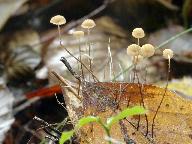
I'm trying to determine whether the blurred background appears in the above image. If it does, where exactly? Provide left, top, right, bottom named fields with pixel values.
left=0, top=0, right=192, bottom=143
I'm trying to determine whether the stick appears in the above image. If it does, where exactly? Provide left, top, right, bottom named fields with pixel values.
left=51, top=71, right=82, bottom=100
left=60, top=57, right=81, bottom=81
left=60, top=45, right=99, bottom=82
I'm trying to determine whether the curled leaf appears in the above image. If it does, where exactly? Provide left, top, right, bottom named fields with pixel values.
left=76, top=116, right=99, bottom=129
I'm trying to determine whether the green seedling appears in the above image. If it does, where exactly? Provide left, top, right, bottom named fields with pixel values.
left=59, top=106, right=146, bottom=144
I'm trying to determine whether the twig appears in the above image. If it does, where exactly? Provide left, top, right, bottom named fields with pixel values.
left=44, top=128, right=59, bottom=141
left=33, top=116, right=62, bottom=136
left=51, top=70, right=82, bottom=100
left=119, top=120, right=134, bottom=144
left=60, top=44, right=99, bottom=82
left=60, top=57, right=81, bottom=81
left=45, top=135, right=58, bottom=142
left=55, top=93, right=67, bottom=110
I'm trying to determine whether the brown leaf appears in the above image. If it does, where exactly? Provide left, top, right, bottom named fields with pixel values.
left=63, top=82, right=192, bottom=144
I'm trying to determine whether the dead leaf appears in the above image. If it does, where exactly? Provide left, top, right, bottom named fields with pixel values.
left=159, top=77, right=192, bottom=98
left=63, top=82, right=192, bottom=144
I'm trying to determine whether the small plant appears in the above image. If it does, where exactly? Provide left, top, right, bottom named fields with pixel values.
left=59, top=106, right=146, bottom=144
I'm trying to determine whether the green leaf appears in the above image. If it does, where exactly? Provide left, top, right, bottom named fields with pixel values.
left=59, top=130, right=74, bottom=144
left=106, top=106, right=146, bottom=129
left=76, top=116, right=99, bottom=129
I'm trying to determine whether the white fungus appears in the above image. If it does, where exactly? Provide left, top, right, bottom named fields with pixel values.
left=81, top=19, right=96, bottom=29
left=127, top=44, right=140, bottom=56
left=132, top=28, right=145, bottom=39
left=50, top=15, right=66, bottom=25
left=163, top=49, right=173, bottom=59
left=141, top=44, right=155, bottom=57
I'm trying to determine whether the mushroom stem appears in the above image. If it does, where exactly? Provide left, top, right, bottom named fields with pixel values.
left=137, top=38, right=140, bottom=46
left=57, top=25, right=62, bottom=45
left=151, top=55, right=171, bottom=138
left=87, top=28, right=93, bottom=81
left=78, top=38, right=84, bottom=79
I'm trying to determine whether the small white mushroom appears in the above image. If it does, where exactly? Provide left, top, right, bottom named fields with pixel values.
left=81, top=19, right=96, bottom=29
left=141, top=44, right=155, bottom=57
left=50, top=15, right=66, bottom=25
left=163, top=49, right=173, bottom=59
left=132, top=28, right=145, bottom=39
left=127, top=44, right=141, bottom=56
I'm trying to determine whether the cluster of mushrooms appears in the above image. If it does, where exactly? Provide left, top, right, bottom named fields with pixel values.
left=50, top=15, right=174, bottom=76
left=127, top=28, right=173, bottom=65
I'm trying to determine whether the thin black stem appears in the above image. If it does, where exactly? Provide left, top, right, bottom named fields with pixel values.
left=119, top=120, right=133, bottom=144
left=33, top=116, right=61, bottom=136
left=60, top=45, right=99, bottom=81
left=77, top=81, right=81, bottom=96
left=151, top=58, right=170, bottom=138
left=135, top=72, right=149, bottom=136
left=78, top=39, right=84, bottom=79
left=57, top=25, right=99, bottom=82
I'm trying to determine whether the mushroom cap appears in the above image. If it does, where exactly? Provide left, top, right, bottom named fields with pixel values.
left=163, top=49, right=173, bottom=59
left=141, top=44, right=155, bottom=57
left=50, top=15, right=66, bottom=25
left=73, top=31, right=84, bottom=38
left=127, top=44, right=141, bottom=56
left=81, top=19, right=96, bottom=29
left=132, top=28, right=145, bottom=39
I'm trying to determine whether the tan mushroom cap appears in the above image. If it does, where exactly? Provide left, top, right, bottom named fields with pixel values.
left=127, top=44, right=141, bottom=56
left=141, top=44, right=155, bottom=57
left=81, top=19, right=96, bottom=29
left=50, top=15, right=66, bottom=25
left=163, top=49, right=173, bottom=59
left=132, top=28, right=145, bottom=39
